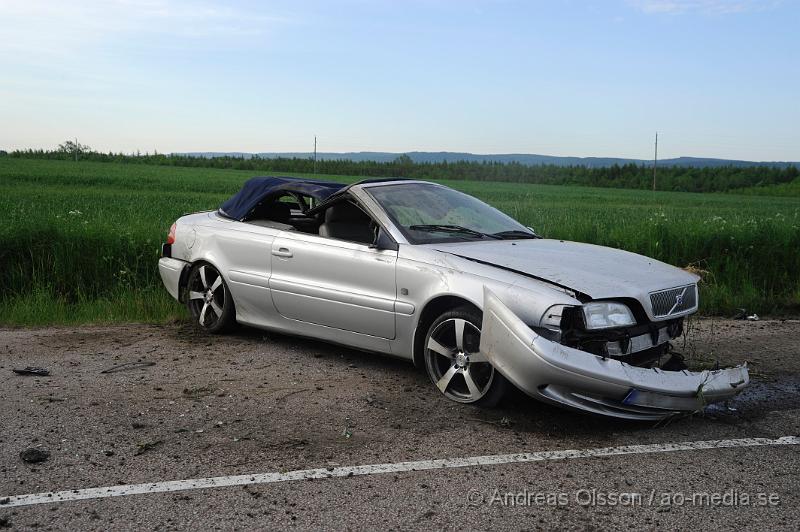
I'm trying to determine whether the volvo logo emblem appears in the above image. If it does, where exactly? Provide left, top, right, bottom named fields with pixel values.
left=666, top=286, right=690, bottom=315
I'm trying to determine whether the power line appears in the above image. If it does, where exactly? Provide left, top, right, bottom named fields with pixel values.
left=652, top=132, right=658, bottom=192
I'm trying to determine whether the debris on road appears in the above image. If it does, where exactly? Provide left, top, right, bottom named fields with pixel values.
left=12, top=366, right=50, bottom=376
left=498, top=417, right=513, bottom=428
left=37, top=396, right=65, bottom=403
left=182, top=385, right=215, bottom=399
left=733, top=309, right=761, bottom=322
left=470, top=416, right=516, bottom=428
left=134, top=440, right=163, bottom=456
left=20, top=448, right=50, bottom=463
left=275, top=388, right=310, bottom=402
left=100, top=361, right=156, bottom=374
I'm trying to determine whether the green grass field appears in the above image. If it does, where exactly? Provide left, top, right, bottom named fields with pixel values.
left=1, top=158, right=798, bottom=325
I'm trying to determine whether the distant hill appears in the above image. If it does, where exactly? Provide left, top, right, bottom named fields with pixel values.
left=179, top=151, right=799, bottom=169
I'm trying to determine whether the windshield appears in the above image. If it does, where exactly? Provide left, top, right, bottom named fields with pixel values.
left=366, top=183, right=534, bottom=244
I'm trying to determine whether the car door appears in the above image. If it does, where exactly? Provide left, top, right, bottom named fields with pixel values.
left=268, top=230, right=398, bottom=339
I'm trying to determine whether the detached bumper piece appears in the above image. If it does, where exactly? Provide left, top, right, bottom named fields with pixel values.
left=480, top=288, right=749, bottom=421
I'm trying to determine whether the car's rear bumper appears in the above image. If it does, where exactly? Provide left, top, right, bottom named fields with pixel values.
left=480, top=287, right=749, bottom=421
left=158, top=257, right=189, bottom=302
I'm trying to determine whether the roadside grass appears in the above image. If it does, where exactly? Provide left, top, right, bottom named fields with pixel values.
left=0, top=287, right=182, bottom=326
left=1, top=158, right=798, bottom=325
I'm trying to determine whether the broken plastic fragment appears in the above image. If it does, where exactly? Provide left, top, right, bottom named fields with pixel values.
left=13, top=367, right=50, bottom=377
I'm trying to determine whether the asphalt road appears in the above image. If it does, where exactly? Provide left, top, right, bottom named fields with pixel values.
left=1, top=319, right=799, bottom=530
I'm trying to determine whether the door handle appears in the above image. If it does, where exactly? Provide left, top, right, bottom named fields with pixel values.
left=272, top=247, right=293, bottom=258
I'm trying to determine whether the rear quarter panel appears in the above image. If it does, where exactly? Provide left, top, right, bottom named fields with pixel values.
left=174, top=212, right=282, bottom=326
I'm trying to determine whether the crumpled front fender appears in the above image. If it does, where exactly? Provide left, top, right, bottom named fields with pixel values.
left=479, top=287, right=749, bottom=420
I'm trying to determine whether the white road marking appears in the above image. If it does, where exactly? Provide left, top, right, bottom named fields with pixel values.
left=2, top=436, right=797, bottom=508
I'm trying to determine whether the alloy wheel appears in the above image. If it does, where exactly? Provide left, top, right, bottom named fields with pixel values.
left=424, top=317, right=495, bottom=403
left=187, top=265, right=226, bottom=329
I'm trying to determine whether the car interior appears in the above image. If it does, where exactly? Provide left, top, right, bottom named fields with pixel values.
left=318, top=201, right=375, bottom=244
left=243, top=192, right=377, bottom=246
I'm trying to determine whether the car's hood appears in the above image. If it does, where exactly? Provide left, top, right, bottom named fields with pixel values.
left=431, top=239, right=698, bottom=300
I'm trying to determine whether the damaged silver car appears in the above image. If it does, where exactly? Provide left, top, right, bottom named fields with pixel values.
left=158, top=177, right=748, bottom=420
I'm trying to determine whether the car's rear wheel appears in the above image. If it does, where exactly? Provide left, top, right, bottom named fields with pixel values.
left=186, top=263, right=235, bottom=333
left=423, top=306, right=507, bottom=406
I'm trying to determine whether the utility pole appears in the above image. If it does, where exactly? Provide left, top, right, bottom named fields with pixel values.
left=652, top=132, right=658, bottom=192
left=75, top=137, right=79, bottom=162
left=313, top=136, right=317, bottom=175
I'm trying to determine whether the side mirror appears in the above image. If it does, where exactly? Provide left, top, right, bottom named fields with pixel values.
left=371, top=228, right=398, bottom=251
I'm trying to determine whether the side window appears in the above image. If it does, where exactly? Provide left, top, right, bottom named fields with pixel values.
left=243, top=193, right=321, bottom=233
left=277, top=193, right=307, bottom=214
left=317, top=201, right=377, bottom=245
left=244, top=194, right=293, bottom=225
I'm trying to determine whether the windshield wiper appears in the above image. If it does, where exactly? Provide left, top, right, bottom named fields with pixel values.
left=409, top=224, right=501, bottom=240
left=491, top=230, right=540, bottom=240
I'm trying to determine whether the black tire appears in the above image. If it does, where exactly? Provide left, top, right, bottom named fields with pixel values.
left=423, top=306, right=507, bottom=407
left=185, top=263, right=236, bottom=334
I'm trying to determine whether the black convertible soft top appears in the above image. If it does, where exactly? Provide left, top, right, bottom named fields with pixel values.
left=218, top=176, right=345, bottom=220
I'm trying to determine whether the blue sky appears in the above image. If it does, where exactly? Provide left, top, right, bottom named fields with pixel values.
left=1, top=0, right=797, bottom=160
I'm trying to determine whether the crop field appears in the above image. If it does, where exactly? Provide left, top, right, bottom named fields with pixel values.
left=1, top=158, right=798, bottom=325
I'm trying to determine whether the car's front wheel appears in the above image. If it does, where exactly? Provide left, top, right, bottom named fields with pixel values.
left=186, top=263, right=235, bottom=333
left=423, top=306, right=507, bottom=406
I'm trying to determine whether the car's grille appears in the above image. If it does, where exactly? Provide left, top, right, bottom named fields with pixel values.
left=649, top=284, right=697, bottom=318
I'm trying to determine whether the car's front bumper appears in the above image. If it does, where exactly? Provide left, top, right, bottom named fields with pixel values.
left=480, top=288, right=749, bottom=421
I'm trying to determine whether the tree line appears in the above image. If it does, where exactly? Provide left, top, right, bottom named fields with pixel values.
left=4, top=147, right=798, bottom=193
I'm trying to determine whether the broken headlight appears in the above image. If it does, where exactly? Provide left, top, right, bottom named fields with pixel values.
left=533, top=304, right=570, bottom=342
left=581, top=302, right=635, bottom=330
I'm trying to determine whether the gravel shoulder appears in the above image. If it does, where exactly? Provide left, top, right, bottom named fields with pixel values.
left=1, top=318, right=798, bottom=530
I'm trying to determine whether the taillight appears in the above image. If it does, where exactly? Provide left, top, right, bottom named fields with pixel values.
left=166, top=223, right=177, bottom=244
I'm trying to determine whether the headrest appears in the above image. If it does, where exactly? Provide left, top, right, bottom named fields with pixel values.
left=325, top=202, right=367, bottom=223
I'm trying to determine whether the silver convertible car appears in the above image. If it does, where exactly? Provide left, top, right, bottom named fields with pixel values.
left=158, top=177, right=749, bottom=420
